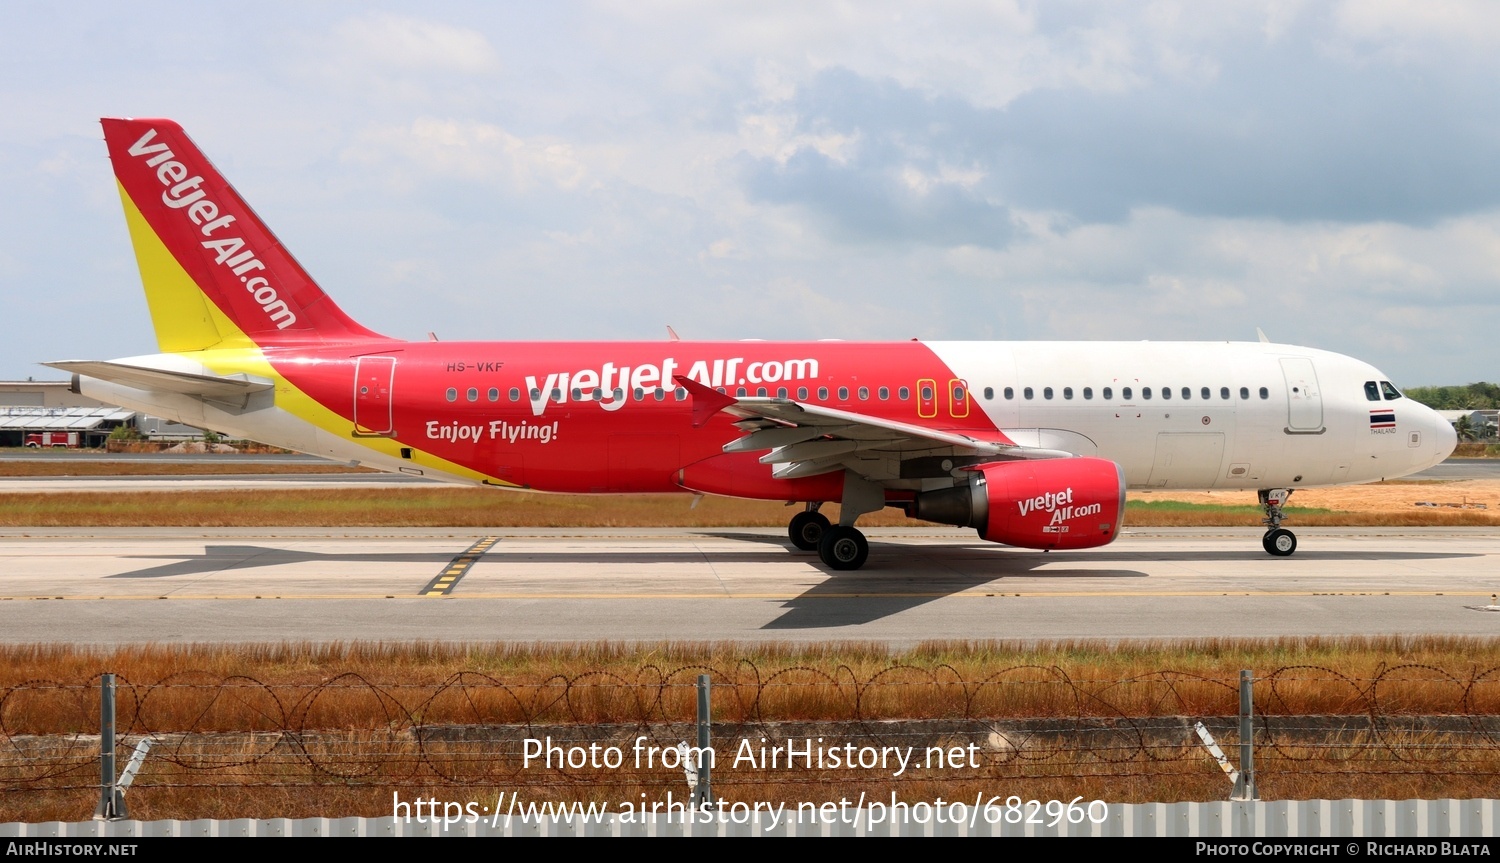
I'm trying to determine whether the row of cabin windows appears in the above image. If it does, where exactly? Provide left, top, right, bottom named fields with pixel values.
left=444, top=386, right=694, bottom=403
left=443, top=383, right=1278, bottom=404
left=443, top=385, right=923, bottom=403
left=979, top=385, right=1270, bottom=402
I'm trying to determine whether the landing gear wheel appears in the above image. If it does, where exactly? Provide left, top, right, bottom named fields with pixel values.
left=789, top=511, right=830, bottom=551
left=1263, top=528, right=1296, bottom=557
left=818, top=525, right=869, bottom=571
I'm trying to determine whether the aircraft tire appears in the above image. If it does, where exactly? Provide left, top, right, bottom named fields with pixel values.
left=789, top=511, right=830, bottom=551
left=1263, top=528, right=1297, bottom=557
left=818, top=525, right=869, bottom=570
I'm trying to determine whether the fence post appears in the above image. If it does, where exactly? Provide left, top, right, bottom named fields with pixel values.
left=694, top=673, right=714, bottom=807
left=1231, top=669, right=1258, bottom=801
left=93, top=673, right=127, bottom=820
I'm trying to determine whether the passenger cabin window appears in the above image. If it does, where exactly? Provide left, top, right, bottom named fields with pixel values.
left=1142, top=387, right=1152, bottom=400
left=1083, top=387, right=1093, bottom=399
left=839, top=386, right=849, bottom=400
left=1004, top=387, right=1014, bottom=399
left=1200, top=387, right=1210, bottom=400
left=1239, top=387, right=1249, bottom=400
left=983, top=387, right=993, bottom=400
left=736, top=387, right=747, bottom=397
left=1160, top=387, right=1170, bottom=400
left=798, top=387, right=808, bottom=400
left=756, top=387, right=768, bottom=397
left=818, top=387, right=829, bottom=400
left=1381, top=381, right=1402, bottom=400
left=920, top=385, right=932, bottom=400
left=858, top=387, right=869, bottom=400
left=953, top=386, right=965, bottom=401
left=1103, top=387, right=1113, bottom=399
left=1063, top=387, right=1073, bottom=399
left=487, top=388, right=499, bottom=402
left=509, top=387, right=520, bottom=402
left=1023, top=387, right=1034, bottom=399
left=899, top=387, right=910, bottom=400
left=777, top=387, right=787, bottom=398
left=1183, top=387, right=1192, bottom=400
left=878, top=387, right=889, bottom=400
left=467, top=388, right=479, bottom=402
left=1122, top=387, right=1132, bottom=400
left=1259, top=387, right=1269, bottom=399
left=445, top=388, right=457, bottom=403
left=1043, top=387, right=1053, bottom=399
left=1220, top=387, right=1229, bottom=400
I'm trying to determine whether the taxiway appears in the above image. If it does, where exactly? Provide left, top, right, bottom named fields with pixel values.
left=0, top=527, right=1496, bottom=645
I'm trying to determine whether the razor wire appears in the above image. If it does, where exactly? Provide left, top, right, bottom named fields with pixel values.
left=3, top=662, right=1499, bottom=797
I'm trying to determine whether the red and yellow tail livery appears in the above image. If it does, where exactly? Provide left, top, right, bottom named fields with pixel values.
left=104, top=118, right=385, bottom=352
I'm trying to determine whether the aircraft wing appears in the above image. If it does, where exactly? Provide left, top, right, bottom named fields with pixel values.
left=44, top=360, right=274, bottom=400
left=675, top=375, right=1073, bottom=480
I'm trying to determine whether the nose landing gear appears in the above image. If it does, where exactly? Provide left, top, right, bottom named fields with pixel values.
left=1259, top=488, right=1296, bottom=556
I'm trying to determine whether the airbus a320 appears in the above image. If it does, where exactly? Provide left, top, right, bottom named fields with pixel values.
left=48, top=118, right=1459, bottom=570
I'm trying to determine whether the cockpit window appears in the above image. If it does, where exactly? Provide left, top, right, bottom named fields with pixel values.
left=1380, top=381, right=1402, bottom=400
left=1364, top=381, right=1380, bottom=402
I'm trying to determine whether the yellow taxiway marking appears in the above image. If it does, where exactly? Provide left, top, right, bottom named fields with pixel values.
left=417, top=536, right=500, bottom=596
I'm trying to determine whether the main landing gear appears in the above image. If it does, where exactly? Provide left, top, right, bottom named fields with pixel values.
left=818, top=525, right=869, bottom=571
left=1259, top=488, right=1296, bottom=557
left=788, top=504, right=829, bottom=551
left=786, top=498, right=872, bottom=570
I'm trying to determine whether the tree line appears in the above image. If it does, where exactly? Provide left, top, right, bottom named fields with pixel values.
left=1403, top=382, right=1500, bottom=410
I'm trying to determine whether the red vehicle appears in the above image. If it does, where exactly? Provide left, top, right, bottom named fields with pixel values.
left=24, top=432, right=79, bottom=448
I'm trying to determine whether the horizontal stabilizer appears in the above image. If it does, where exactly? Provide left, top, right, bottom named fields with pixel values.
left=44, top=360, right=273, bottom=399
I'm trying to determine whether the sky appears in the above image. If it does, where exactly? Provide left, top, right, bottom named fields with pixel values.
left=2, top=1, right=1497, bottom=386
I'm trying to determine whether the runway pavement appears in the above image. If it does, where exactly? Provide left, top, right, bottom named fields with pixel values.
left=1, top=527, right=1497, bottom=645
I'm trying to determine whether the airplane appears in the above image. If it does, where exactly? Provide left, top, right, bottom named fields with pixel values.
left=46, top=118, right=1459, bottom=571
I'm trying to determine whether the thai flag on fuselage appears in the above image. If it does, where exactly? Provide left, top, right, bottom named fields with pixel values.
left=1370, top=408, right=1397, bottom=429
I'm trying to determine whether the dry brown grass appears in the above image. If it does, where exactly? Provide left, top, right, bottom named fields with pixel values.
left=0, top=462, right=374, bottom=477
left=1134, top=478, right=1500, bottom=516
left=0, top=489, right=926, bottom=528
left=4, top=639, right=1500, bottom=821
left=3, top=637, right=1499, bottom=730
left=4, top=482, right=1500, bottom=527
left=15, top=737, right=1484, bottom=823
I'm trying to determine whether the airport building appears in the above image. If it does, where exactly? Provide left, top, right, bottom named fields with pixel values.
left=0, top=379, right=205, bottom=447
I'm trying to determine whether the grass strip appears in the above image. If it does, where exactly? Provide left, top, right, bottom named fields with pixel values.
left=3, top=637, right=1499, bottom=820
left=1, top=487, right=1497, bottom=527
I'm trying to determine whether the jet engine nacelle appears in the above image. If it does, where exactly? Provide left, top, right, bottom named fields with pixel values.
left=910, top=457, right=1126, bottom=550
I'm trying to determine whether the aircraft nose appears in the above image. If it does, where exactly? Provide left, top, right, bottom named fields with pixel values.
left=1432, top=408, right=1458, bottom=463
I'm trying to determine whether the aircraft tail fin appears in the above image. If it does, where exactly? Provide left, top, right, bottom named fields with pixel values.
left=101, top=118, right=388, bottom=353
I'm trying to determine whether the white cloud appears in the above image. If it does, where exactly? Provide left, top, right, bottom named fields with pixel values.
left=343, top=119, right=589, bottom=193
left=332, top=13, right=499, bottom=75
left=1332, top=0, right=1500, bottom=58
